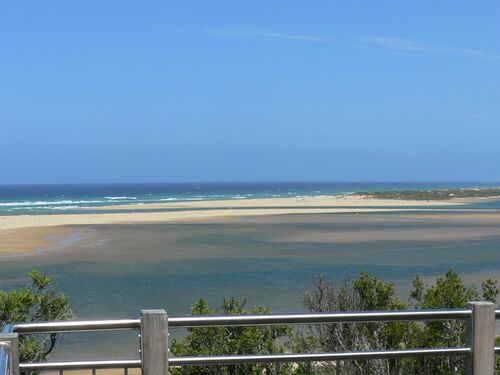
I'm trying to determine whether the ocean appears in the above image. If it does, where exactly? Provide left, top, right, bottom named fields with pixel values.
left=1, top=181, right=499, bottom=215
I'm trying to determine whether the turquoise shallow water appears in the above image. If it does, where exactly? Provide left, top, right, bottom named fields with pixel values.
left=1, top=211, right=500, bottom=359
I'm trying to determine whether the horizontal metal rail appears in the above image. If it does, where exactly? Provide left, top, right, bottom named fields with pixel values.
left=19, top=360, right=141, bottom=371
left=0, top=307, right=489, bottom=331
left=2, top=310, right=471, bottom=335
left=5, top=319, right=140, bottom=334
left=169, top=309, right=472, bottom=327
left=17, top=348, right=470, bottom=371
left=169, top=348, right=470, bottom=366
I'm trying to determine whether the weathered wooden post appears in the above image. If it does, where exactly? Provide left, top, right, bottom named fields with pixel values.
left=466, top=301, right=495, bottom=375
left=0, top=333, right=19, bottom=375
left=141, top=310, right=168, bottom=375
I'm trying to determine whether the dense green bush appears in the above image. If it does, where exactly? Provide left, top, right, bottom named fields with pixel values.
left=171, top=297, right=291, bottom=375
left=298, top=270, right=498, bottom=375
left=0, top=271, right=73, bottom=362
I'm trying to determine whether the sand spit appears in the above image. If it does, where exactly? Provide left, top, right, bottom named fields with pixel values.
left=89, top=195, right=463, bottom=211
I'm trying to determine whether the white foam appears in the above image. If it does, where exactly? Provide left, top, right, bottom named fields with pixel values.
left=105, top=196, right=137, bottom=200
left=0, top=200, right=105, bottom=207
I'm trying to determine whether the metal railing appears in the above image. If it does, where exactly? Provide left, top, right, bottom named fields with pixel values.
left=1, top=302, right=498, bottom=375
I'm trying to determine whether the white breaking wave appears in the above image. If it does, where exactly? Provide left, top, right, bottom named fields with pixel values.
left=49, top=206, right=81, bottom=210
left=0, top=200, right=105, bottom=207
left=105, top=196, right=138, bottom=200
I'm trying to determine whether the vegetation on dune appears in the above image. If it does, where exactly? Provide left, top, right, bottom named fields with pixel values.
left=0, top=271, right=73, bottom=362
left=353, top=187, right=500, bottom=200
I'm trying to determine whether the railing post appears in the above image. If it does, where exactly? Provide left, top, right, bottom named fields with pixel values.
left=466, top=301, right=495, bottom=375
left=0, top=333, right=19, bottom=375
left=140, top=310, right=168, bottom=375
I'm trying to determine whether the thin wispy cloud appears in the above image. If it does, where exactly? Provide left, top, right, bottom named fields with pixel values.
left=355, top=36, right=500, bottom=61
left=208, top=29, right=328, bottom=43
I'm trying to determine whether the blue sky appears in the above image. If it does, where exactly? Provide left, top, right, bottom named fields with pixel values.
left=1, top=1, right=499, bottom=183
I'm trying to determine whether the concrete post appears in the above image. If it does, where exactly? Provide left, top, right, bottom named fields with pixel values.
left=466, top=301, right=495, bottom=375
left=140, top=310, right=168, bottom=375
left=0, top=333, right=19, bottom=375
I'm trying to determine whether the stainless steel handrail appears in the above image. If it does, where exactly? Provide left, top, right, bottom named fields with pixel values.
left=169, top=309, right=471, bottom=327
left=6, top=319, right=140, bottom=334
left=18, top=348, right=470, bottom=371
left=2, top=309, right=472, bottom=335
left=20, top=360, right=142, bottom=371
left=169, top=347, right=471, bottom=366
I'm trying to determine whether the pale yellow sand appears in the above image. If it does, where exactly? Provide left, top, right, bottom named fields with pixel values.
left=90, top=195, right=463, bottom=211
left=0, top=226, right=71, bottom=256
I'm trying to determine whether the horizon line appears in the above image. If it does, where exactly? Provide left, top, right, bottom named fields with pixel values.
left=1, top=180, right=500, bottom=187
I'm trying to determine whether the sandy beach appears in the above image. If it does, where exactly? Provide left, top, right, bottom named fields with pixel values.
left=0, top=195, right=467, bottom=257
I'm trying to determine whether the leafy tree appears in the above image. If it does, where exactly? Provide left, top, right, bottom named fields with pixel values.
left=408, top=270, right=498, bottom=374
left=298, top=274, right=414, bottom=375
left=0, top=271, right=73, bottom=362
left=298, top=270, right=498, bottom=375
left=171, top=297, right=291, bottom=375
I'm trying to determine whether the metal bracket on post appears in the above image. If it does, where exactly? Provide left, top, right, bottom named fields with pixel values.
left=0, top=333, right=20, bottom=375
left=466, top=301, right=495, bottom=375
left=140, top=310, right=168, bottom=375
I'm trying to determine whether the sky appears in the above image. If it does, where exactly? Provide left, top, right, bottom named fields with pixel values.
left=1, top=1, right=500, bottom=184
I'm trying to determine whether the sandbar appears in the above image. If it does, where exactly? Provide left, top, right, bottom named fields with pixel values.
left=89, top=194, right=463, bottom=211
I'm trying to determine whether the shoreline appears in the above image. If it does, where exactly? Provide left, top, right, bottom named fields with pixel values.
left=0, top=195, right=494, bottom=258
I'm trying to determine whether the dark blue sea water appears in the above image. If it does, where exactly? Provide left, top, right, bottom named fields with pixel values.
left=1, top=181, right=499, bottom=215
